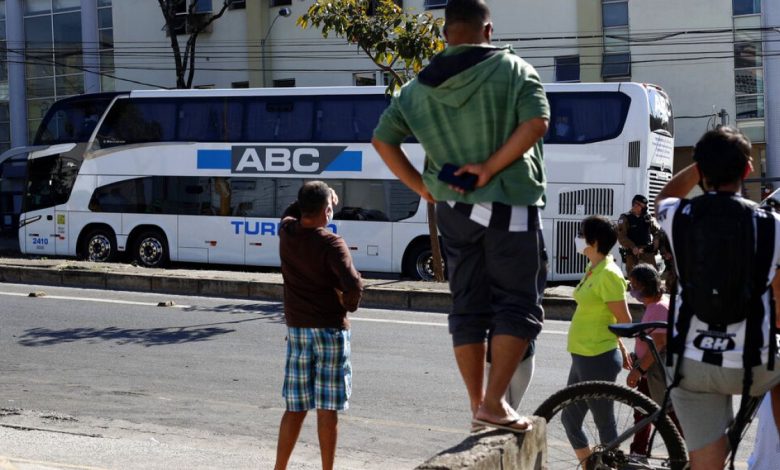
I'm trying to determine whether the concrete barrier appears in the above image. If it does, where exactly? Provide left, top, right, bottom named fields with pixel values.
left=416, top=416, right=547, bottom=470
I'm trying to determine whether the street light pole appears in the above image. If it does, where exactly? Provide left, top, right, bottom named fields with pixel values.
left=261, top=7, right=291, bottom=87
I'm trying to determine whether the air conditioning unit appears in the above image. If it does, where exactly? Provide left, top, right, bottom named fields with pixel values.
left=186, top=12, right=213, bottom=34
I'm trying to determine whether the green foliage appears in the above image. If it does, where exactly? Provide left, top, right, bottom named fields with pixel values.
left=297, top=0, right=445, bottom=90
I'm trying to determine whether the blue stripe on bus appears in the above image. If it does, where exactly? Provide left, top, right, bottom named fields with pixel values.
left=197, top=150, right=232, bottom=169
left=325, top=151, right=362, bottom=172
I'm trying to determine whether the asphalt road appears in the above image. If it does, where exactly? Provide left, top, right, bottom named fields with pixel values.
left=0, top=283, right=755, bottom=469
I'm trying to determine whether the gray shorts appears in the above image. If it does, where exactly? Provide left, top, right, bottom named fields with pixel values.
left=436, top=202, right=547, bottom=346
left=669, top=357, right=780, bottom=451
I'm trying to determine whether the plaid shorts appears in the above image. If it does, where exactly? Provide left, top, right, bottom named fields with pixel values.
left=282, top=327, right=352, bottom=411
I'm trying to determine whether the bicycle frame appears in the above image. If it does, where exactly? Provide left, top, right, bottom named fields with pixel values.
left=600, top=330, right=672, bottom=457
left=608, top=322, right=764, bottom=470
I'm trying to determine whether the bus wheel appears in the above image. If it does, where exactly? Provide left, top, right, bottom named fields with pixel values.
left=403, top=240, right=444, bottom=281
left=133, top=230, right=169, bottom=268
left=82, top=228, right=117, bottom=263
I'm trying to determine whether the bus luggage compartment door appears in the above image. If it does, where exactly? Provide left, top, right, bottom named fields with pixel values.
left=334, top=220, right=392, bottom=273
left=22, top=210, right=57, bottom=256
left=179, top=215, right=245, bottom=265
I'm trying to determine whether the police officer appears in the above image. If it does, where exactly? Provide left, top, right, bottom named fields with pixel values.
left=617, top=194, right=660, bottom=275
left=656, top=229, right=677, bottom=292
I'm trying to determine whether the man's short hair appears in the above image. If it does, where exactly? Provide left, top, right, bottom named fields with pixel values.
left=444, top=0, right=490, bottom=31
left=693, top=126, right=751, bottom=189
left=581, top=215, right=618, bottom=255
left=297, top=181, right=331, bottom=217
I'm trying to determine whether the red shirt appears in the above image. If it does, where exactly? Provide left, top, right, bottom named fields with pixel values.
left=279, top=217, right=363, bottom=328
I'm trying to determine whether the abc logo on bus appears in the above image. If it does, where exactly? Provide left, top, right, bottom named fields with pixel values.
left=231, top=145, right=347, bottom=175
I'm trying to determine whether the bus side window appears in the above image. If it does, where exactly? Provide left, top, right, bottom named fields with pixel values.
left=96, top=100, right=175, bottom=147
left=352, top=96, right=388, bottom=142
left=245, top=99, right=313, bottom=143
left=179, top=99, right=242, bottom=143
left=315, top=97, right=354, bottom=142
left=232, top=178, right=274, bottom=217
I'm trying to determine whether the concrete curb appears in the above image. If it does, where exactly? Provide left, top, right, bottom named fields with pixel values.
left=416, top=417, right=546, bottom=469
left=0, top=263, right=649, bottom=321
left=0, top=264, right=585, bottom=319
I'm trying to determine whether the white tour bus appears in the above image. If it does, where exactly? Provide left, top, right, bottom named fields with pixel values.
left=5, top=83, right=673, bottom=281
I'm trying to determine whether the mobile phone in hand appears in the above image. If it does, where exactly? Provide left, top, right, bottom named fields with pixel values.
left=437, top=163, right=477, bottom=191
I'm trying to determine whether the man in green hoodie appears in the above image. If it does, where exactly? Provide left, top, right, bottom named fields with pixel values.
left=372, top=0, right=549, bottom=432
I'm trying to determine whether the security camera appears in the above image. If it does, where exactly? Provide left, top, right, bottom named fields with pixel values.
left=279, top=7, right=292, bottom=17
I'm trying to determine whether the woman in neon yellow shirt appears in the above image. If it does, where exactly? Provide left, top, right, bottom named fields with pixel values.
left=563, top=215, right=633, bottom=466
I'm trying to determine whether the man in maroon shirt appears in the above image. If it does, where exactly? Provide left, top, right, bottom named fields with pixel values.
left=274, top=181, right=363, bottom=470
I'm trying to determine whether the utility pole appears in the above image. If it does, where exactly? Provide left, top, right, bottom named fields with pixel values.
left=717, top=108, right=728, bottom=127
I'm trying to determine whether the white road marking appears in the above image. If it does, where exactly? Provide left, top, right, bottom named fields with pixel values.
left=0, top=291, right=190, bottom=309
left=0, top=455, right=109, bottom=470
left=0, top=289, right=568, bottom=334
left=350, top=316, right=567, bottom=335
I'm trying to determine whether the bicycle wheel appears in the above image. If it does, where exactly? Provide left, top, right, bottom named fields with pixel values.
left=534, top=381, right=687, bottom=470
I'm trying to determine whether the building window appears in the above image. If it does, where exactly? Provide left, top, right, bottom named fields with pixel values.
left=231, top=81, right=249, bottom=88
left=733, top=12, right=764, bottom=141
left=424, top=0, right=447, bottom=10
left=555, top=56, right=580, bottom=82
left=602, top=0, right=628, bottom=27
left=271, top=0, right=292, bottom=7
left=601, top=0, right=629, bottom=80
left=602, top=53, right=631, bottom=79
left=368, top=0, right=402, bottom=14
left=353, top=72, right=377, bottom=86
left=98, top=0, right=115, bottom=92
left=273, top=78, right=295, bottom=88
left=229, top=0, right=246, bottom=9
left=172, top=0, right=213, bottom=35
left=733, top=0, right=760, bottom=15
left=24, top=0, right=89, bottom=138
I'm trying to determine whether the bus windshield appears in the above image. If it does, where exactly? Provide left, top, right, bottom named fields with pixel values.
left=34, top=94, right=117, bottom=145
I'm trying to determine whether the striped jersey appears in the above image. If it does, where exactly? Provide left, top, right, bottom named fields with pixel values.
left=657, top=196, right=780, bottom=368
left=445, top=201, right=542, bottom=232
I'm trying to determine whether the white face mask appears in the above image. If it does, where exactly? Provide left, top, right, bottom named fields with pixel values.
left=574, top=236, right=588, bottom=255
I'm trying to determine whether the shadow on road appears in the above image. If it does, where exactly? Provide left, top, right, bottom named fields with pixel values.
left=17, top=322, right=243, bottom=347
left=182, top=302, right=285, bottom=322
left=17, top=303, right=287, bottom=347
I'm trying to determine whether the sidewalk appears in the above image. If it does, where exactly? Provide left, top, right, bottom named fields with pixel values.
left=0, top=255, right=643, bottom=321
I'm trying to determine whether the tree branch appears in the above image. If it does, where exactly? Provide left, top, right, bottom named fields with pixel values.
left=159, top=0, right=187, bottom=88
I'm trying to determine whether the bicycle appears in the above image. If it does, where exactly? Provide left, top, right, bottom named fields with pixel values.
left=534, top=320, right=764, bottom=470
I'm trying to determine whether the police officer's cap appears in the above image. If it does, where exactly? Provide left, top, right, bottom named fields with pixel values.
left=632, top=194, right=648, bottom=206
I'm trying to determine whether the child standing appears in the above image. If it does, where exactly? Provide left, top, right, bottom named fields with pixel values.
left=625, top=263, right=681, bottom=456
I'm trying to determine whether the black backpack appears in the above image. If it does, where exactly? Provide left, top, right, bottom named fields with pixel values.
left=668, top=192, right=776, bottom=470
left=677, top=194, right=757, bottom=326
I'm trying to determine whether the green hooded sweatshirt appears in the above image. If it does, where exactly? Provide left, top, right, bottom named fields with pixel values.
left=373, top=45, right=549, bottom=207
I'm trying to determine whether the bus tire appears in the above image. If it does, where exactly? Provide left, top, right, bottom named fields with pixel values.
left=132, top=229, right=169, bottom=268
left=81, top=227, right=117, bottom=263
left=402, top=239, right=445, bottom=281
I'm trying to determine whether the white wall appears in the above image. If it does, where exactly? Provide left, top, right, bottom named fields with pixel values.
left=112, top=1, right=250, bottom=90
left=490, top=0, right=580, bottom=83
left=267, top=0, right=579, bottom=86
left=628, top=0, right=734, bottom=147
